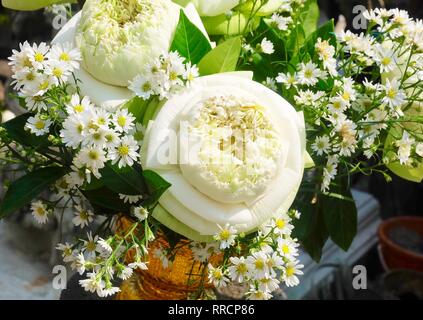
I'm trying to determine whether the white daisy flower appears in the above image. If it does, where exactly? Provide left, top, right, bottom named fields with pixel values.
left=396, top=131, right=414, bottom=165
left=56, top=242, right=75, bottom=262
left=45, top=60, right=72, bottom=83
left=214, top=224, right=237, bottom=249
left=47, top=42, right=81, bottom=70
left=96, top=237, right=113, bottom=258
left=86, top=127, right=109, bottom=148
left=119, top=194, right=143, bottom=204
left=247, top=251, right=270, bottom=280
left=82, top=231, right=98, bottom=258
left=25, top=95, right=48, bottom=112
left=20, top=73, right=53, bottom=97
left=27, top=42, right=50, bottom=70
left=92, top=108, right=111, bottom=129
left=8, top=41, right=34, bottom=71
left=79, top=272, right=104, bottom=294
left=98, top=285, right=121, bottom=297
left=277, top=238, right=300, bottom=260
left=25, top=114, right=52, bottom=136
left=270, top=13, right=292, bottom=31
left=282, top=260, right=304, bottom=287
left=72, top=204, right=94, bottom=229
left=297, top=61, right=326, bottom=86
left=128, top=261, right=148, bottom=270
left=275, top=72, right=298, bottom=89
left=133, top=206, right=149, bottom=222
left=103, top=129, right=120, bottom=150
left=60, top=114, right=86, bottom=148
left=246, top=288, right=273, bottom=300
left=118, top=266, right=133, bottom=280
left=74, top=253, right=87, bottom=275
left=264, top=77, right=277, bottom=91
left=208, top=264, right=229, bottom=288
left=129, top=74, right=155, bottom=100
left=375, top=45, right=397, bottom=74
left=183, top=62, right=199, bottom=84
left=259, top=38, right=275, bottom=55
left=109, top=135, right=140, bottom=168
left=30, top=200, right=49, bottom=224
left=271, top=212, right=293, bottom=236
left=312, top=135, right=331, bottom=156
left=258, top=276, right=280, bottom=293
left=113, top=109, right=135, bottom=133
left=73, top=147, right=106, bottom=178
left=328, top=96, right=348, bottom=114
left=66, top=94, right=93, bottom=115
left=11, top=67, right=39, bottom=90
left=382, top=79, right=406, bottom=110
left=228, top=256, right=249, bottom=283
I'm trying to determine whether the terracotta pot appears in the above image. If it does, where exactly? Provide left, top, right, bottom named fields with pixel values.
left=378, top=216, right=423, bottom=272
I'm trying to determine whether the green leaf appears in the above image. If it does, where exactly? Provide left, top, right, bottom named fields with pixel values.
left=293, top=190, right=329, bottom=262
left=287, top=24, right=306, bottom=57
left=198, top=37, right=242, bottom=75
left=1, top=113, right=50, bottom=149
left=81, top=177, right=104, bottom=191
left=302, top=0, right=320, bottom=38
left=322, top=179, right=358, bottom=251
left=0, top=166, right=67, bottom=218
left=142, top=99, right=164, bottom=127
left=123, top=97, right=150, bottom=123
left=142, top=170, right=171, bottom=208
left=170, top=10, right=212, bottom=64
left=100, top=163, right=146, bottom=195
left=81, top=187, right=130, bottom=214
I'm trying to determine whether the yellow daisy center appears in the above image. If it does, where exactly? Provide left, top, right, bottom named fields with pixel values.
left=74, top=104, right=84, bottom=113
left=118, top=116, right=127, bottom=127
left=60, top=52, right=70, bottom=61
left=286, top=266, right=295, bottom=277
left=276, top=219, right=286, bottom=229
left=88, top=150, right=99, bottom=160
left=219, top=229, right=231, bottom=241
left=34, top=52, right=44, bottom=62
left=35, top=121, right=45, bottom=130
left=118, top=145, right=130, bottom=156
left=255, top=259, right=265, bottom=270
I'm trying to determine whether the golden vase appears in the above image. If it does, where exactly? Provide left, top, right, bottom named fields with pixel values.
left=115, top=217, right=217, bottom=300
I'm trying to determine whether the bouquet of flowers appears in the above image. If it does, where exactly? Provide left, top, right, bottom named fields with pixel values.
left=1, top=0, right=422, bottom=300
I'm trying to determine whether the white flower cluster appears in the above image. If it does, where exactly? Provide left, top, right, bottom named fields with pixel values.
left=392, top=131, right=423, bottom=166
left=60, top=94, right=142, bottom=181
left=8, top=41, right=145, bottom=227
left=209, top=210, right=303, bottom=300
left=57, top=221, right=152, bottom=298
left=9, top=41, right=81, bottom=112
left=272, top=8, right=423, bottom=191
left=129, top=51, right=199, bottom=100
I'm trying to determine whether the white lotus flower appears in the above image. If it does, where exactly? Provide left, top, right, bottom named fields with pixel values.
left=142, top=73, right=306, bottom=237
left=75, top=0, right=182, bottom=87
left=52, top=1, right=208, bottom=109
